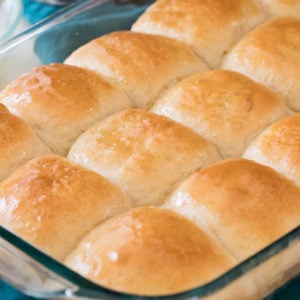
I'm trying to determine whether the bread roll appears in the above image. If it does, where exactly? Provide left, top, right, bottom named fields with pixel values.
left=132, top=0, right=266, bottom=68
left=222, top=17, right=300, bottom=111
left=244, top=113, right=300, bottom=186
left=258, top=0, right=300, bottom=18
left=164, top=158, right=300, bottom=261
left=0, top=104, right=51, bottom=181
left=152, top=69, right=288, bottom=158
left=65, top=207, right=237, bottom=296
left=64, top=31, right=208, bottom=108
left=0, top=63, right=133, bottom=155
left=68, top=109, right=221, bottom=206
left=0, top=155, right=131, bottom=260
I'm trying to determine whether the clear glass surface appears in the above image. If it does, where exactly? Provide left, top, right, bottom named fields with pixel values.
left=1, top=225, right=299, bottom=299
left=0, top=0, right=23, bottom=43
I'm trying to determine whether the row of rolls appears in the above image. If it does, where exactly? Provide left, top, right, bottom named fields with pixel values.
left=0, top=0, right=300, bottom=298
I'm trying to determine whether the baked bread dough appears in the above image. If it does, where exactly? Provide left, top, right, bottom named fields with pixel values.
left=0, top=155, right=131, bottom=260
left=0, top=1, right=299, bottom=298
left=132, top=0, right=266, bottom=68
left=244, top=113, right=300, bottom=186
left=65, top=207, right=239, bottom=296
left=0, top=63, right=133, bottom=155
left=258, top=0, right=300, bottom=18
left=222, top=17, right=300, bottom=111
left=68, top=108, right=221, bottom=206
left=0, top=103, right=51, bottom=180
left=164, top=158, right=300, bottom=261
left=152, top=69, right=289, bottom=158
left=65, top=31, right=208, bottom=108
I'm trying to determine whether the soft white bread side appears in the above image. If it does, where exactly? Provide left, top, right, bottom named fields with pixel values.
left=64, top=31, right=209, bottom=108
left=258, top=0, right=300, bottom=18
left=65, top=207, right=239, bottom=296
left=0, top=104, right=51, bottom=180
left=0, top=155, right=131, bottom=261
left=132, top=0, right=266, bottom=68
left=152, top=69, right=288, bottom=158
left=68, top=109, right=221, bottom=206
left=222, top=17, right=300, bottom=111
left=244, top=113, right=300, bottom=186
left=0, top=63, right=133, bottom=155
left=164, top=158, right=300, bottom=262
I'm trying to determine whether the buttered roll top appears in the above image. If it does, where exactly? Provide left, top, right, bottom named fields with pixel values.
left=258, top=0, right=300, bottom=18
left=68, top=108, right=221, bottom=206
left=0, top=104, right=51, bottom=180
left=0, top=63, right=133, bottom=155
left=65, top=30, right=209, bottom=108
left=244, top=113, right=300, bottom=187
left=65, top=207, right=238, bottom=296
left=0, top=155, right=131, bottom=260
left=222, top=17, right=300, bottom=111
left=164, top=158, right=300, bottom=261
left=0, top=0, right=299, bottom=298
left=152, top=69, right=289, bottom=158
left=132, top=0, right=266, bottom=68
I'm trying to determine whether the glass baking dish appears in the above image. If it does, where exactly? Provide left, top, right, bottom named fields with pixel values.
left=0, top=0, right=23, bottom=43
left=0, top=0, right=299, bottom=299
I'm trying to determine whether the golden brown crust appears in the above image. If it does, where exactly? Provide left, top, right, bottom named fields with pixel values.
left=0, top=104, right=51, bottom=180
left=165, top=158, right=300, bottom=261
left=132, top=0, right=266, bottom=68
left=0, top=155, right=131, bottom=260
left=258, top=0, right=300, bottom=17
left=244, top=113, right=300, bottom=186
left=65, top=207, right=236, bottom=296
left=222, top=17, right=300, bottom=111
left=152, top=69, right=288, bottom=158
left=68, top=109, right=221, bottom=206
left=0, top=4, right=299, bottom=297
left=65, top=31, right=208, bottom=108
left=0, top=63, right=133, bottom=155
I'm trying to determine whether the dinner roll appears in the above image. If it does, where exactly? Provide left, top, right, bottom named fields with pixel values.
left=258, top=0, right=300, bottom=18
left=0, top=155, right=131, bottom=261
left=152, top=69, right=288, bottom=158
left=164, top=158, right=300, bottom=261
left=0, top=63, right=133, bottom=155
left=65, top=31, right=208, bottom=108
left=132, top=0, right=266, bottom=68
left=244, top=113, right=300, bottom=186
left=65, top=207, right=237, bottom=296
left=222, top=17, right=300, bottom=111
left=68, top=109, right=221, bottom=206
left=0, top=104, right=51, bottom=181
